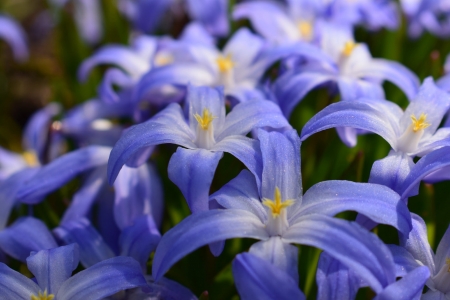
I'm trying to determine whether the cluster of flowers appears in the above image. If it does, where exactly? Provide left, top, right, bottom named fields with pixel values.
left=1, top=0, right=450, bottom=299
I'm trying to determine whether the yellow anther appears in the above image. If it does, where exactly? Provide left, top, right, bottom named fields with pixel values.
left=194, top=108, right=217, bottom=130
left=262, top=187, right=294, bottom=218
left=411, top=113, right=431, bottom=132
left=446, top=258, right=450, bottom=272
left=216, top=54, right=234, bottom=73
left=31, top=290, right=55, bottom=300
left=342, top=41, right=357, bottom=56
left=154, top=53, right=174, bottom=66
left=22, top=151, right=38, bottom=167
left=297, top=21, right=313, bottom=39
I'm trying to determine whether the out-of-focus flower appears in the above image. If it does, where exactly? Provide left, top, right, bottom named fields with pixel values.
left=401, top=0, right=450, bottom=38
left=0, top=15, right=28, bottom=61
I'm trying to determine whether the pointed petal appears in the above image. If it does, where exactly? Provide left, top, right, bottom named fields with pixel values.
left=78, top=45, right=149, bottom=81
left=0, top=15, right=28, bottom=61
left=316, top=252, right=364, bottom=300
left=369, top=151, right=415, bottom=196
left=232, top=252, right=305, bottom=300
left=295, top=180, right=412, bottom=236
left=300, top=99, right=400, bottom=149
left=212, top=136, right=263, bottom=191
left=168, top=147, right=222, bottom=213
left=249, top=237, right=299, bottom=283
left=23, top=103, right=61, bottom=160
left=26, top=244, right=79, bottom=294
left=284, top=215, right=396, bottom=293
left=337, top=78, right=385, bottom=101
left=186, top=0, right=228, bottom=36
left=98, top=68, right=135, bottom=103
left=73, top=0, right=103, bottom=44
left=356, top=59, right=420, bottom=101
left=217, top=99, right=290, bottom=140
left=108, top=103, right=196, bottom=184
left=152, top=209, right=268, bottom=280
left=400, top=77, right=450, bottom=135
left=119, top=215, right=161, bottom=269
left=17, top=146, right=111, bottom=204
left=0, top=263, right=39, bottom=299
left=272, top=71, right=334, bottom=118
left=60, top=166, right=107, bottom=224
left=53, top=219, right=116, bottom=268
left=0, top=168, right=38, bottom=230
left=223, top=28, right=264, bottom=68
left=56, top=256, right=147, bottom=300
left=400, top=146, right=450, bottom=199
left=210, top=169, right=266, bottom=223
left=414, top=128, right=450, bottom=157
left=232, top=1, right=299, bottom=44
left=399, top=213, right=435, bottom=274
left=114, top=163, right=164, bottom=229
left=0, top=217, right=57, bottom=262
left=374, top=266, right=429, bottom=300
left=386, top=245, right=422, bottom=277
left=435, top=225, right=450, bottom=272
left=257, top=130, right=301, bottom=204
left=134, top=64, right=214, bottom=102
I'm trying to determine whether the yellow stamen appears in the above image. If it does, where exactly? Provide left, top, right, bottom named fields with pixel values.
left=411, top=113, right=431, bottom=132
left=154, top=53, right=173, bottom=66
left=262, top=187, right=294, bottom=218
left=31, top=290, right=55, bottom=300
left=194, top=108, right=217, bottom=130
left=342, top=41, right=357, bottom=56
left=22, top=151, right=38, bottom=167
left=297, top=21, right=312, bottom=39
left=216, top=54, right=234, bottom=73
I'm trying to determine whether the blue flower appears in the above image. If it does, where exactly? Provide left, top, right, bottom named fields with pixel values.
left=150, top=129, right=411, bottom=295
left=0, top=243, right=147, bottom=299
left=389, top=213, right=450, bottom=298
left=108, top=85, right=290, bottom=213
left=301, top=77, right=450, bottom=156
left=401, top=0, right=450, bottom=38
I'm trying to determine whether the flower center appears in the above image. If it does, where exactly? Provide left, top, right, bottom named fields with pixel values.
left=263, top=187, right=294, bottom=218
left=22, top=151, right=38, bottom=167
left=216, top=54, right=234, bottom=73
left=411, top=113, right=430, bottom=132
left=342, top=41, right=357, bottom=57
left=154, top=52, right=174, bottom=67
left=31, top=290, right=54, bottom=300
left=194, top=108, right=216, bottom=131
left=297, top=21, right=313, bottom=40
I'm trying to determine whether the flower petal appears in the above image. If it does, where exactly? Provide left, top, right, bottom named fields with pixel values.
left=17, top=146, right=111, bottom=204
left=284, top=215, right=396, bottom=293
left=152, top=209, right=268, bottom=280
left=248, top=237, right=299, bottom=283
left=210, top=169, right=266, bottom=223
left=108, top=103, right=196, bottom=184
left=168, top=147, right=222, bottom=213
left=386, top=245, right=422, bottom=277
left=374, top=266, right=429, bottom=300
left=186, top=0, right=229, bottom=36
left=399, top=213, right=435, bottom=274
left=0, top=15, right=28, bottom=61
left=0, top=217, right=57, bottom=262
left=129, top=275, right=197, bottom=300
left=26, top=244, right=79, bottom=294
left=56, top=256, right=147, bottom=300
left=114, top=163, right=163, bottom=229
left=300, top=99, right=400, bottom=149
left=217, top=99, right=290, bottom=140
left=53, top=218, right=116, bottom=268
left=232, top=252, right=305, bottom=300
left=0, top=263, right=39, bottom=299
left=187, top=85, right=225, bottom=132
left=295, top=180, right=412, bottom=236
left=435, top=224, right=450, bottom=273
